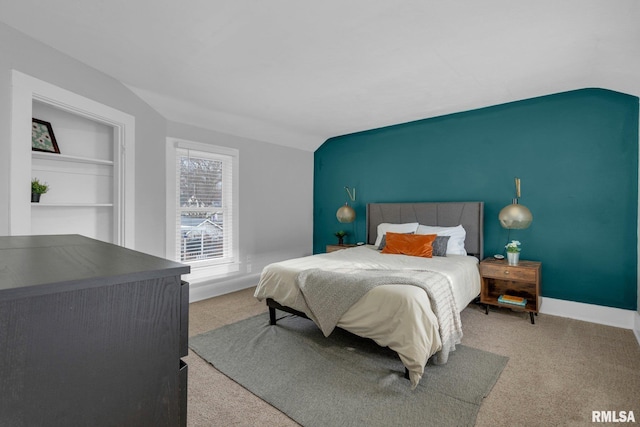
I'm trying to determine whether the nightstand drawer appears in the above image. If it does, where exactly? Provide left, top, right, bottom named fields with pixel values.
left=480, top=263, right=537, bottom=282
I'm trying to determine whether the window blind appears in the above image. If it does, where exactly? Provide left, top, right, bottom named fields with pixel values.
left=175, top=147, right=235, bottom=267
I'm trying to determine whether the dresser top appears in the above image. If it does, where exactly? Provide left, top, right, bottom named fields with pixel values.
left=0, top=235, right=190, bottom=300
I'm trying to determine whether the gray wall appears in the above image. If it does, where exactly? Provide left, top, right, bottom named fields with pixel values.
left=167, top=121, right=313, bottom=300
left=0, top=22, right=166, bottom=255
left=0, top=22, right=314, bottom=293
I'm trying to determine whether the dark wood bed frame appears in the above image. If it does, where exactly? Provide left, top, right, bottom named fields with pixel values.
left=266, top=201, right=484, bottom=379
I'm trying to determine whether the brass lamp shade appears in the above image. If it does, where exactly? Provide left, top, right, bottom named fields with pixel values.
left=336, top=203, right=356, bottom=223
left=499, top=177, right=533, bottom=229
left=499, top=203, right=533, bottom=229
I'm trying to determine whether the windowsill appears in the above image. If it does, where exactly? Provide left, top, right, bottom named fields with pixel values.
left=184, top=262, right=240, bottom=284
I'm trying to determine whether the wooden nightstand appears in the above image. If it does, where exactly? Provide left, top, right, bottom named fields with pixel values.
left=479, top=258, right=542, bottom=324
left=326, top=244, right=357, bottom=253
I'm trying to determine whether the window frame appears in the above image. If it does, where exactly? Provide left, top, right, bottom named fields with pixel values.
left=166, top=138, right=239, bottom=282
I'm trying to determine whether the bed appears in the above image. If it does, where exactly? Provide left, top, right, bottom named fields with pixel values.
left=254, top=202, right=484, bottom=387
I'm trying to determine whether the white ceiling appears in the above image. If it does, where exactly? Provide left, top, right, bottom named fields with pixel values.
left=1, top=1, right=639, bottom=151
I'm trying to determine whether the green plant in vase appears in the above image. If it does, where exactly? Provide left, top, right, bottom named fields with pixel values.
left=505, top=240, right=521, bottom=265
left=31, top=178, right=49, bottom=203
left=334, top=230, right=348, bottom=245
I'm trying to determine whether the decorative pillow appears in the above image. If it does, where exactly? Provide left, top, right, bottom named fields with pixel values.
left=381, top=232, right=437, bottom=258
left=374, top=222, right=419, bottom=248
left=377, top=232, right=414, bottom=250
left=416, top=224, right=467, bottom=255
left=432, top=235, right=451, bottom=257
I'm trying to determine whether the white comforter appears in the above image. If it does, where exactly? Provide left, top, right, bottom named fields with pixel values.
left=254, top=245, right=481, bottom=386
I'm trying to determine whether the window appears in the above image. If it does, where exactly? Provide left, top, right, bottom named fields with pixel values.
left=167, top=139, right=239, bottom=280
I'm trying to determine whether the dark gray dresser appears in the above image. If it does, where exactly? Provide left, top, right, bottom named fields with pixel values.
left=0, top=235, right=190, bottom=427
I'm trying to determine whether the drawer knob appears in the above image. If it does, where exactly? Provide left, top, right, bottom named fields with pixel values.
left=504, top=270, right=509, bottom=274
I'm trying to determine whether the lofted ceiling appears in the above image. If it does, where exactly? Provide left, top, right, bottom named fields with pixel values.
left=1, top=1, right=638, bottom=151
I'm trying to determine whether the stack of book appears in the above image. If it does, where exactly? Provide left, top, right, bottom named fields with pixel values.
left=498, top=294, right=527, bottom=307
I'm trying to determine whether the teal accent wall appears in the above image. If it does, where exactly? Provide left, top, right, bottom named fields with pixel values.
left=314, top=89, right=638, bottom=311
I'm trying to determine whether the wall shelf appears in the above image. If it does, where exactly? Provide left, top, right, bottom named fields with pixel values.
left=31, top=203, right=114, bottom=207
left=32, top=151, right=114, bottom=166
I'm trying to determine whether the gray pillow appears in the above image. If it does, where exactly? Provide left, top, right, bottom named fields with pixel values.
left=432, top=236, right=450, bottom=257
left=377, top=232, right=415, bottom=250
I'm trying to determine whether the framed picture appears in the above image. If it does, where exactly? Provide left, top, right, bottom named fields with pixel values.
left=32, top=118, right=60, bottom=154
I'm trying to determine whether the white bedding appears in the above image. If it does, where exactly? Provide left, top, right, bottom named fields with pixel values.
left=254, top=245, right=481, bottom=386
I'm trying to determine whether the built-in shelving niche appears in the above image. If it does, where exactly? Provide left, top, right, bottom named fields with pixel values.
left=31, top=102, right=115, bottom=242
left=10, top=70, right=136, bottom=247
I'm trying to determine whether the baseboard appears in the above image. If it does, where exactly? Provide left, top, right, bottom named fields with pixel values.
left=188, top=273, right=261, bottom=303
left=634, top=311, right=640, bottom=346
left=540, top=297, right=637, bottom=331
left=185, top=249, right=312, bottom=304
left=188, top=280, right=640, bottom=346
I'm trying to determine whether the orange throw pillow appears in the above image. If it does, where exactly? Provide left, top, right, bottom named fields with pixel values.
left=381, top=232, right=437, bottom=258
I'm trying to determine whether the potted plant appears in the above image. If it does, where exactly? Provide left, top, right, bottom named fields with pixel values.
left=334, top=230, right=348, bottom=245
left=31, top=178, right=49, bottom=203
left=505, top=240, right=521, bottom=266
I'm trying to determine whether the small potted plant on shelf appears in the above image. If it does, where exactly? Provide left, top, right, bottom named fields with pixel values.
left=31, top=178, right=49, bottom=203
left=334, top=230, right=348, bottom=245
left=505, top=240, right=521, bottom=266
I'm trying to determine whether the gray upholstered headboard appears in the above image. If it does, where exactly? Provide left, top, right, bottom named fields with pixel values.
left=366, top=202, right=484, bottom=260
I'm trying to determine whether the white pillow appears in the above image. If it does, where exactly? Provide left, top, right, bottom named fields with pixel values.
left=416, top=224, right=467, bottom=255
left=374, top=222, right=419, bottom=248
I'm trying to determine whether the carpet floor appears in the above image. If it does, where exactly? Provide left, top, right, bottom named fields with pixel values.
left=186, top=287, right=640, bottom=426
left=190, top=313, right=508, bottom=427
